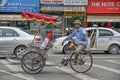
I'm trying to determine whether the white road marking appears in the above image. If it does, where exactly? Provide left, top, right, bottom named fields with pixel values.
left=0, top=55, right=120, bottom=80
left=92, top=57, right=120, bottom=59
left=88, top=63, right=120, bottom=74
left=0, top=69, right=27, bottom=80
left=46, top=61, right=98, bottom=80
left=105, top=60, right=120, bottom=65
left=47, top=61, right=120, bottom=78
left=48, top=54, right=120, bottom=59
left=0, top=60, right=36, bottom=80
left=55, top=67, right=98, bottom=80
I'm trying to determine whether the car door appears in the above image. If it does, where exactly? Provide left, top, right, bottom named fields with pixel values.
left=97, top=29, right=114, bottom=50
left=87, top=29, right=98, bottom=49
left=0, top=28, right=19, bottom=54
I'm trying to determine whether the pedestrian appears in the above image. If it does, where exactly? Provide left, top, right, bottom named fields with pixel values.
left=62, top=19, right=88, bottom=65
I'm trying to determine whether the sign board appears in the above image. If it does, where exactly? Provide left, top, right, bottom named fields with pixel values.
left=87, top=15, right=120, bottom=22
left=64, top=0, right=88, bottom=5
left=64, top=12, right=86, bottom=16
left=87, top=0, right=120, bottom=14
left=41, top=0, right=63, bottom=6
left=0, top=0, right=39, bottom=12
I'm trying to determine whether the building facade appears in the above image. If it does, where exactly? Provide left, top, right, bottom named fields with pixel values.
left=86, top=0, right=120, bottom=29
left=0, top=0, right=40, bottom=30
left=40, top=0, right=64, bottom=38
left=63, top=0, right=88, bottom=29
left=1, top=0, right=120, bottom=35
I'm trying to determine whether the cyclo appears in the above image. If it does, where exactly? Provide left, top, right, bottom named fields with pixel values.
left=21, top=12, right=93, bottom=74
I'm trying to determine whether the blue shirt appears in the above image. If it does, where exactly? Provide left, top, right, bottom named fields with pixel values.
left=63, top=27, right=88, bottom=47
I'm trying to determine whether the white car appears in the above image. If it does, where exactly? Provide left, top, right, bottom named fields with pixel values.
left=52, top=27, right=120, bottom=54
left=0, top=26, right=41, bottom=58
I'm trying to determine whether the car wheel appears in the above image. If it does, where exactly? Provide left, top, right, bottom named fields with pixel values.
left=108, top=44, right=120, bottom=54
left=104, top=51, right=109, bottom=53
left=14, top=46, right=26, bottom=58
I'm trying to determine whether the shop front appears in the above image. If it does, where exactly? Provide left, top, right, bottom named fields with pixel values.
left=40, top=0, right=64, bottom=39
left=0, top=14, right=30, bottom=29
left=64, top=7, right=86, bottom=29
left=0, top=0, right=39, bottom=30
left=86, top=0, right=120, bottom=29
left=63, top=0, right=88, bottom=29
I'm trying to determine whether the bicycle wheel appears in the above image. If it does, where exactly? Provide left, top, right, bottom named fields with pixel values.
left=69, top=51, right=93, bottom=73
left=21, top=51, right=45, bottom=74
left=63, top=43, right=75, bottom=54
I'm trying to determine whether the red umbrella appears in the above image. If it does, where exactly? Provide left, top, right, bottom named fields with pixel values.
left=21, top=12, right=57, bottom=24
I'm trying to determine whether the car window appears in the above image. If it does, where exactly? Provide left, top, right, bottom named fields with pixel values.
left=99, top=29, right=114, bottom=36
left=87, top=29, right=96, bottom=37
left=3, top=29, right=19, bottom=37
left=0, top=29, right=2, bottom=37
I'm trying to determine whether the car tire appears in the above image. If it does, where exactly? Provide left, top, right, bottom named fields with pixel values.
left=104, top=51, right=109, bottom=53
left=14, top=46, right=27, bottom=58
left=108, top=44, right=120, bottom=54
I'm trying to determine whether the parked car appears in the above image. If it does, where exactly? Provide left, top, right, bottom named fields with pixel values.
left=0, top=26, right=41, bottom=58
left=52, top=27, right=120, bottom=54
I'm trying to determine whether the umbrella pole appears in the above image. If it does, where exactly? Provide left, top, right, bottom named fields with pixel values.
left=38, top=22, right=48, bottom=39
left=38, top=22, right=41, bottom=35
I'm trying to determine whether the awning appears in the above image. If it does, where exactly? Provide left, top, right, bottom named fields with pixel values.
left=0, top=14, right=25, bottom=20
left=41, top=6, right=64, bottom=12
left=87, top=15, right=120, bottom=22
left=21, top=12, right=58, bottom=24
left=64, top=6, right=86, bottom=12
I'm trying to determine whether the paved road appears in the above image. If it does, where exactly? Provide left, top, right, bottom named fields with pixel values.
left=0, top=51, right=120, bottom=80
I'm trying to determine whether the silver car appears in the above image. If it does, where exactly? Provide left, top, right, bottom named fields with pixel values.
left=0, top=26, right=40, bottom=58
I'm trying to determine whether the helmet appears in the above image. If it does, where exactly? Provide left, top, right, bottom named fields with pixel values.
left=73, top=19, right=82, bottom=25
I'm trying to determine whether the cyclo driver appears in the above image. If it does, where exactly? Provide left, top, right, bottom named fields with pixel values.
left=62, top=19, right=88, bottom=65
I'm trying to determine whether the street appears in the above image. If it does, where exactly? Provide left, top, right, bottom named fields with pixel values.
left=0, top=0, right=120, bottom=80
left=0, top=50, right=120, bottom=80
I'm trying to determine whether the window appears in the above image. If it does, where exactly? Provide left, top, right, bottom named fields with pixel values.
left=87, top=29, right=96, bottom=37
left=99, top=29, right=114, bottom=36
left=0, top=21, right=30, bottom=30
left=3, top=29, right=19, bottom=37
left=64, top=16, right=84, bottom=28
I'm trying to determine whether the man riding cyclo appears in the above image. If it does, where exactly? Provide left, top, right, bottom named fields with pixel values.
left=62, top=19, right=88, bottom=65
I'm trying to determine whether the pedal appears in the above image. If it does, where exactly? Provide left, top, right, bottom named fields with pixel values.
left=59, top=63, right=62, bottom=67
left=60, top=59, right=68, bottom=66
